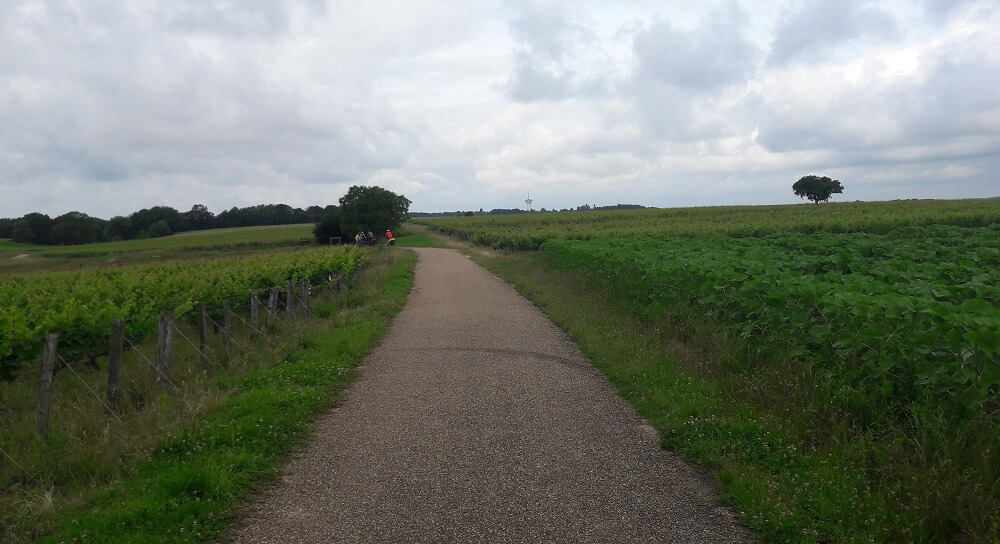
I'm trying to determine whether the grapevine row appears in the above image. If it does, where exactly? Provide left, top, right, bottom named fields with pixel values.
left=0, top=246, right=363, bottom=380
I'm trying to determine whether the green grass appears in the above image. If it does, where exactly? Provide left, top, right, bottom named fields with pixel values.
left=415, top=224, right=1000, bottom=543
left=393, top=233, right=450, bottom=248
left=0, top=248, right=416, bottom=543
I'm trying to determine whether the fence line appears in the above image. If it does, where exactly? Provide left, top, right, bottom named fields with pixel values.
left=56, top=352, right=123, bottom=423
left=0, top=445, right=37, bottom=484
left=124, top=336, right=180, bottom=391
left=18, top=269, right=351, bottom=440
left=173, top=326, right=224, bottom=370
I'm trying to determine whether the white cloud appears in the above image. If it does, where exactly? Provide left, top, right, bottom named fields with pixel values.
left=1, top=0, right=998, bottom=219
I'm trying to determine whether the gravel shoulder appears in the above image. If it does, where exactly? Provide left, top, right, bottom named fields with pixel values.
left=229, top=248, right=753, bottom=543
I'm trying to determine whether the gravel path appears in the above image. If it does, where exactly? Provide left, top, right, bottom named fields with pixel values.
left=230, top=248, right=753, bottom=543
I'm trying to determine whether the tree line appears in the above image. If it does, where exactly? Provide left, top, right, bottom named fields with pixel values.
left=0, top=203, right=339, bottom=246
left=408, top=203, right=648, bottom=218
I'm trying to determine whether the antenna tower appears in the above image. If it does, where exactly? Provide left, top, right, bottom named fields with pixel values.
left=525, top=192, right=533, bottom=212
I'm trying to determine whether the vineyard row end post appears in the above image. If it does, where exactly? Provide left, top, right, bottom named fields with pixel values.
left=222, top=300, right=232, bottom=357
left=155, top=310, right=175, bottom=383
left=36, top=333, right=58, bottom=441
left=107, top=319, right=125, bottom=413
left=250, top=291, right=260, bottom=340
left=198, top=302, right=209, bottom=365
left=266, top=287, right=278, bottom=326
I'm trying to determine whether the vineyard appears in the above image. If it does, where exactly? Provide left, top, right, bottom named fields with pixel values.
left=0, top=246, right=362, bottom=382
left=0, top=223, right=316, bottom=259
left=0, top=242, right=410, bottom=542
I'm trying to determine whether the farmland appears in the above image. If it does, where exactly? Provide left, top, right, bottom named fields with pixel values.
left=414, top=199, right=1000, bottom=542
left=0, top=224, right=415, bottom=541
left=0, top=246, right=362, bottom=381
left=0, top=223, right=315, bottom=259
left=423, top=198, right=1000, bottom=249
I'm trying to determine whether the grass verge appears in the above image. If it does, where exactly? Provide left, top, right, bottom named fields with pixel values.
left=409, top=223, right=999, bottom=544
left=1, top=248, right=416, bottom=543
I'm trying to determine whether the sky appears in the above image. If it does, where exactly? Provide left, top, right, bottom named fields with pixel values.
left=1, top=0, right=998, bottom=219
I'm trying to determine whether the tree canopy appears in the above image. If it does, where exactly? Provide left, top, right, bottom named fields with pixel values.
left=337, top=185, right=411, bottom=235
left=793, top=175, right=844, bottom=204
left=313, top=208, right=346, bottom=244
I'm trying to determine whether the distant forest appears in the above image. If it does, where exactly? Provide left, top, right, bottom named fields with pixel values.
left=409, top=203, right=648, bottom=218
left=1, top=202, right=649, bottom=246
left=0, top=203, right=338, bottom=246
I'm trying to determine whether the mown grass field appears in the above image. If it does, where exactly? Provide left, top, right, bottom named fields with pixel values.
left=413, top=199, right=1000, bottom=543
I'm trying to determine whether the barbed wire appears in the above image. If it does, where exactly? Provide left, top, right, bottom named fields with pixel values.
left=0, top=445, right=38, bottom=484
left=55, top=353, right=123, bottom=422
left=172, top=326, right=225, bottom=370
left=124, top=336, right=180, bottom=391
left=203, top=313, right=249, bottom=354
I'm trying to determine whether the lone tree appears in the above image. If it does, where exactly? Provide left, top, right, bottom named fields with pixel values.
left=793, top=175, right=844, bottom=204
left=338, top=185, right=411, bottom=235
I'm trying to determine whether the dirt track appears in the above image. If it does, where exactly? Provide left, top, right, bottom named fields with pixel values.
left=230, top=248, right=752, bottom=543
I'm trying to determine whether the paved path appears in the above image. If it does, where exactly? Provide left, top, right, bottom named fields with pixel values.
left=231, top=248, right=752, bottom=543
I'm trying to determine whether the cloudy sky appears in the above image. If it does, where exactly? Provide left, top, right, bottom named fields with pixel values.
left=2, top=0, right=998, bottom=218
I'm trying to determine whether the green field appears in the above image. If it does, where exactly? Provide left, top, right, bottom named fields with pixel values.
left=418, top=199, right=1000, bottom=249
left=416, top=200, right=1000, bottom=543
left=0, top=223, right=315, bottom=257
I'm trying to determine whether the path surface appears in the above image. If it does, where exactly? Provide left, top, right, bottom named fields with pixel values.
left=231, top=248, right=752, bottom=543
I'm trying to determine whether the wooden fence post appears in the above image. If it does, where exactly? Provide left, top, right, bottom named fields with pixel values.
left=198, top=302, right=209, bottom=365
left=337, top=271, right=347, bottom=294
left=300, top=281, right=310, bottom=317
left=155, top=310, right=175, bottom=382
left=222, top=300, right=232, bottom=357
left=286, top=283, right=296, bottom=322
left=36, top=334, right=58, bottom=441
left=107, top=320, right=124, bottom=413
left=250, top=291, right=260, bottom=340
left=266, top=287, right=278, bottom=327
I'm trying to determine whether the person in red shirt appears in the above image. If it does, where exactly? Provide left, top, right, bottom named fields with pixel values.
left=385, top=229, right=395, bottom=246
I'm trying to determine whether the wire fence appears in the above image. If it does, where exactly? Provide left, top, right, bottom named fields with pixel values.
left=3, top=271, right=352, bottom=472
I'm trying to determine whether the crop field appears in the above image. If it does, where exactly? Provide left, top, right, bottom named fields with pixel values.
left=0, top=245, right=361, bottom=382
left=0, top=223, right=315, bottom=258
left=419, top=198, right=1000, bottom=249
left=545, top=225, right=1000, bottom=417
left=417, top=199, right=1000, bottom=542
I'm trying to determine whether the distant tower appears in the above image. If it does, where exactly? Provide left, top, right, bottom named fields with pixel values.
left=525, top=192, right=533, bottom=212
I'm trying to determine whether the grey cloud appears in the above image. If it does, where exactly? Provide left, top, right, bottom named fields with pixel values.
left=505, top=5, right=606, bottom=102
left=923, top=0, right=979, bottom=19
left=161, top=0, right=328, bottom=38
left=768, top=0, right=899, bottom=65
left=894, top=52, right=1000, bottom=141
left=752, top=39, right=1000, bottom=164
left=633, top=7, right=758, bottom=91
left=629, top=4, right=757, bottom=140
left=0, top=0, right=412, bottom=197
